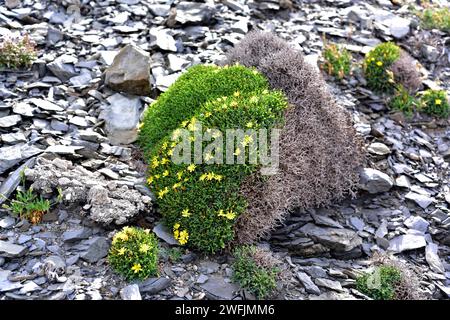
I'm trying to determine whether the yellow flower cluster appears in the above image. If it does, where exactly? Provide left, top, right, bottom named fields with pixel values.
left=199, top=171, right=223, bottom=182
left=173, top=223, right=189, bottom=245
left=217, top=209, right=237, bottom=220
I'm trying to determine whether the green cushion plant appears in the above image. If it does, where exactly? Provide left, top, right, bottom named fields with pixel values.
left=418, top=89, right=449, bottom=118
left=363, top=42, right=401, bottom=93
left=356, top=265, right=402, bottom=300
left=139, top=64, right=287, bottom=253
left=108, top=226, right=159, bottom=281
left=419, top=7, right=450, bottom=33
left=321, top=43, right=352, bottom=80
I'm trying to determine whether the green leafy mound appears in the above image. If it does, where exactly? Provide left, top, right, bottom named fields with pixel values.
left=139, top=64, right=288, bottom=253
left=232, top=246, right=282, bottom=299
left=418, top=89, right=449, bottom=118
left=108, top=226, right=159, bottom=281
left=419, top=7, right=450, bottom=33
left=389, top=85, right=416, bottom=117
left=356, top=265, right=402, bottom=300
left=138, top=64, right=268, bottom=157
left=321, top=43, right=352, bottom=80
left=363, top=42, right=401, bottom=93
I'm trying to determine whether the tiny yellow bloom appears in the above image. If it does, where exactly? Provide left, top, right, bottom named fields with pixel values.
left=182, top=208, right=191, bottom=218
left=167, top=148, right=174, bottom=156
left=204, top=152, right=213, bottom=162
left=218, top=210, right=236, bottom=220
left=117, top=247, right=126, bottom=255
left=435, top=99, right=442, bottom=105
left=181, top=120, right=189, bottom=127
left=174, top=229, right=179, bottom=239
left=131, top=263, right=142, bottom=273
left=154, top=174, right=161, bottom=179
left=241, top=135, right=253, bottom=147
left=173, top=223, right=180, bottom=230
left=161, top=157, right=170, bottom=165
left=178, top=230, right=189, bottom=245
left=234, top=148, right=241, bottom=156
left=157, top=187, right=169, bottom=199
left=151, top=157, right=159, bottom=169
left=172, top=182, right=182, bottom=190
left=246, top=122, right=253, bottom=128
left=204, top=111, right=212, bottom=118
left=161, top=141, right=168, bottom=150
left=234, top=91, right=240, bottom=97
left=230, top=101, right=238, bottom=107
left=139, top=243, right=151, bottom=253
left=206, top=172, right=215, bottom=181
left=214, top=174, right=223, bottom=182
left=187, top=164, right=196, bottom=172
left=147, top=176, right=154, bottom=185
left=376, top=61, right=383, bottom=67
left=177, top=171, right=184, bottom=180
left=199, top=173, right=207, bottom=181
left=138, top=122, right=144, bottom=130
left=163, top=170, right=169, bottom=177
left=252, top=70, right=259, bottom=75
left=144, top=229, right=150, bottom=234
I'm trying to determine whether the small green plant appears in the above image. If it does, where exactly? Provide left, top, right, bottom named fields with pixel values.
left=418, top=89, right=449, bottom=118
left=419, top=7, right=450, bottom=33
left=162, top=247, right=183, bottom=263
left=321, top=43, right=352, bottom=79
left=389, top=85, right=417, bottom=117
left=363, top=42, right=400, bottom=93
left=0, top=35, right=37, bottom=69
left=356, top=265, right=402, bottom=300
left=2, top=187, right=51, bottom=224
left=108, top=226, right=159, bottom=281
left=232, top=246, right=281, bottom=299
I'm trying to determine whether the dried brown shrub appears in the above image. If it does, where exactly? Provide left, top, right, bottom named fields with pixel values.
left=389, top=50, right=423, bottom=93
left=226, top=31, right=364, bottom=244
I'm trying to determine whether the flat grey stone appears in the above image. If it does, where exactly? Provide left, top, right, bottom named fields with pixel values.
left=139, top=277, right=171, bottom=294
left=0, top=240, right=28, bottom=258
left=297, top=271, right=321, bottom=295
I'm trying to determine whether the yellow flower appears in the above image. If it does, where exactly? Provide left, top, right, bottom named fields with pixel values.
left=131, top=263, right=142, bottom=273
left=177, top=171, right=184, bottom=180
left=161, top=141, right=168, bottom=150
left=189, top=136, right=196, bottom=142
left=174, top=229, right=179, bottom=239
left=115, top=232, right=128, bottom=242
left=157, top=187, right=169, bottom=199
left=204, top=152, right=213, bottom=162
left=376, top=61, right=383, bottom=67
left=167, top=148, right=174, bottom=156
left=187, top=117, right=197, bottom=131
left=147, top=176, right=154, bottom=185
left=199, top=173, right=207, bottom=181
left=234, top=148, right=241, bottom=156
left=161, top=157, right=170, bottom=165
left=178, top=230, right=189, bottom=245
left=172, top=128, right=182, bottom=140
left=151, top=157, right=159, bottom=168
left=187, top=164, right=196, bottom=172
left=206, top=172, right=215, bottom=181
left=204, top=112, right=212, bottom=118
left=233, top=91, right=240, bottom=97
left=182, top=208, right=191, bottom=217
left=139, top=243, right=151, bottom=253
left=435, top=99, right=442, bottom=105
left=172, top=182, right=182, bottom=190
left=123, top=226, right=134, bottom=234
left=246, top=121, right=253, bottom=128
left=252, top=70, right=259, bottom=75
left=249, top=96, right=258, bottom=103
left=230, top=101, right=238, bottom=107
left=173, top=223, right=180, bottom=230
left=117, top=247, right=126, bottom=255
left=214, top=174, right=223, bottom=182
left=144, top=229, right=150, bottom=234
left=138, top=122, right=144, bottom=130
left=163, top=170, right=169, bottom=177
left=218, top=210, right=236, bottom=220
left=154, top=174, right=160, bottom=179
left=241, top=135, right=253, bottom=147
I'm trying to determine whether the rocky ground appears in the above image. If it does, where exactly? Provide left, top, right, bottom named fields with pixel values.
left=0, top=0, right=449, bottom=300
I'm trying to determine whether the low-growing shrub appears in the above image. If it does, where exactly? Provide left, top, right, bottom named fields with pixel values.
left=389, top=85, right=417, bottom=116
left=232, top=246, right=283, bottom=299
left=419, top=7, right=450, bottom=33
left=321, top=43, right=352, bottom=79
left=0, top=35, right=36, bottom=69
left=138, top=64, right=268, bottom=157
left=356, top=265, right=402, bottom=300
left=356, top=253, right=424, bottom=300
left=418, top=89, right=449, bottom=118
left=145, top=83, right=287, bottom=253
left=226, top=31, right=364, bottom=244
left=108, top=226, right=159, bottom=281
left=363, top=42, right=421, bottom=93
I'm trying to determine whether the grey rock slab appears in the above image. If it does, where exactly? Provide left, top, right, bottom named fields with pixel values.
left=104, top=44, right=151, bottom=96
left=139, top=277, right=171, bottom=294
left=0, top=270, right=23, bottom=292
left=367, top=142, right=390, bottom=156
left=0, top=240, right=28, bottom=258
left=104, top=93, right=141, bottom=145
left=0, top=158, right=35, bottom=205
left=120, top=284, right=141, bottom=300
left=69, top=72, right=92, bottom=87
left=69, top=116, right=89, bottom=127
left=388, top=234, right=426, bottom=253
left=80, top=237, right=109, bottom=263
left=167, top=54, right=189, bottom=72
left=1, top=132, right=27, bottom=144
left=299, top=223, right=362, bottom=252
left=175, top=2, right=215, bottom=25
left=199, top=275, right=238, bottom=300
left=196, top=274, right=209, bottom=284
left=349, top=217, right=365, bottom=231
left=404, top=216, right=429, bottom=233
left=63, top=227, right=92, bottom=242
left=0, top=114, right=21, bottom=128
left=153, top=222, right=178, bottom=245
left=149, top=4, right=171, bottom=17
left=425, top=243, right=445, bottom=274
left=359, top=168, right=393, bottom=194
left=47, top=55, right=78, bottom=81
left=0, top=144, right=42, bottom=174
left=0, top=216, right=15, bottom=229
left=395, top=175, right=411, bottom=189
left=45, top=145, right=84, bottom=155
left=29, top=98, right=63, bottom=112
left=315, top=278, right=344, bottom=292
left=297, top=271, right=321, bottom=295
left=13, top=102, right=35, bottom=116
left=150, top=28, right=177, bottom=52
left=405, top=192, right=433, bottom=209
